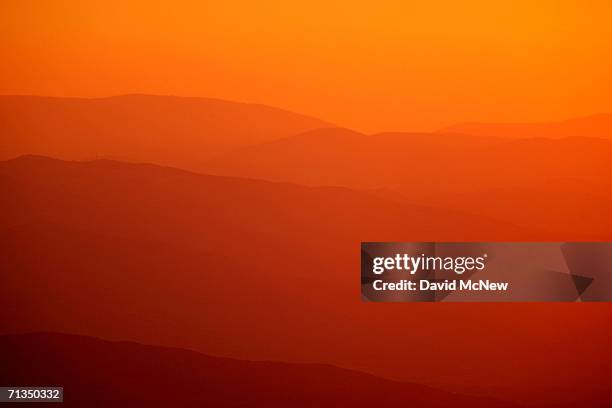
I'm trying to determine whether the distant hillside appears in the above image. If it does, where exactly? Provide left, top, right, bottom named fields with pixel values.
left=202, top=128, right=505, bottom=187
left=439, top=113, right=612, bottom=139
left=0, top=332, right=520, bottom=407
left=0, top=94, right=332, bottom=169
left=202, top=128, right=612, bottom=237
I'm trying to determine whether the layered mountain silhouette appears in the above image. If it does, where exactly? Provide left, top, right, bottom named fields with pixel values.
left=0, top=94, right=331, bottom=168
left=0, top=332, right=523, bottom=407
left=3, top=95, right=610, bottom=237
left=202, top=128, right=612, bottom=237
left=202, top=127, right=506, bottom=187
left=439, top=113, right=612, bottom=139
left=2, top=156, right=611, bottom=406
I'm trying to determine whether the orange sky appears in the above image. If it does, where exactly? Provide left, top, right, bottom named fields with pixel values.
left=1, top=0, right=611, bottom=132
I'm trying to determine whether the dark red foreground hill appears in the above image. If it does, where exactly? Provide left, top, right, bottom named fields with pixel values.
left=0, top=332, right=520, bottom=408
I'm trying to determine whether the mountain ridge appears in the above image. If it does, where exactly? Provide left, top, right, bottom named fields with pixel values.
left=200, top=127, right=612, bottom=237
left=0, top=94, right=333, bottom=169
left=439, top=113, right=612, bottom=139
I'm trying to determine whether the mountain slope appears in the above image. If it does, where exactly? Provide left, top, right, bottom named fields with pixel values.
left=201, top=128, right=612, bottom=237
left=439, top=113, right=612, bottom=139
left=202, top=128, right=505, bottom=188
left=1, top=156, right=611, bottom=406
left=0, top=94, right=332, bottom=169
left=0, top=332, right=521, bottom=407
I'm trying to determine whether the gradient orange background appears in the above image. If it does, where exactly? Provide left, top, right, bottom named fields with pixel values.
left=2, top=0, right=612, bottom=132
left=2, top=1, right=612, bottom=407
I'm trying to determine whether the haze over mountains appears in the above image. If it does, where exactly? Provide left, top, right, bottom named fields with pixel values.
left=2, top=95, right=612, bottom=406
left=0, top=94, right=331, bottom=168
left=202, top=128, right=612, bottom=237
left=2, top=156, right=611, bottom=406
left=440, top=113, right=612, bottom=139
left=4, top=95, right=611, bottom=237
